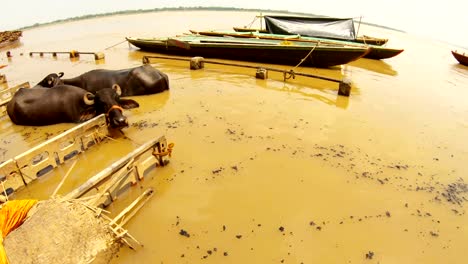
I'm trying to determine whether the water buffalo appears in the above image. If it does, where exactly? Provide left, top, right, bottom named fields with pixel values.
left=7, top=84, right=139, bottom=127
left=42, top=65, right=169, bottom=96
left=35, top=72, right=64, bottom=88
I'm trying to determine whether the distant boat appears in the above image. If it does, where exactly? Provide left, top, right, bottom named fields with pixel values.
left=233, top=27, right=388, bottom=46
left=190, top=30, right=403, bottom=60
left=451, top=50, right=468, bottom=66
left=126, top=35, right=370, bottom=68
left=234, top=15, right=389, bottom=46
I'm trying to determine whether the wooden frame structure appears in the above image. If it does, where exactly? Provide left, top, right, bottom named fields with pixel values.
left=65, top=136, right=171, bottom=208
left=0, top=114, right=108, bottom=201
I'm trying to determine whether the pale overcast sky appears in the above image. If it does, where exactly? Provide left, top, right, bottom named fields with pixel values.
left=2, top=0, right=467, bottom=46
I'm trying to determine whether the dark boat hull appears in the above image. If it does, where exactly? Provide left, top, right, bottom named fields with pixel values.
left=126, top=37, right=369, bottom=68
left=452, top=50, right=468, bottom=66
left=191, top=30, right=402, bottom=60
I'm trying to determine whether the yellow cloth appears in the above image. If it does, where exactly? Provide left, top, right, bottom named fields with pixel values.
left=0, top=200, right=37, bottom=264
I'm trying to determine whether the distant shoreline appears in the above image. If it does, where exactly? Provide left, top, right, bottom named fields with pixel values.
left=19, top=6, right=405, bottom=33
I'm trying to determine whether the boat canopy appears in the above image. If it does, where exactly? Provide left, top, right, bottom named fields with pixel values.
left=264, top=16, right=356, bottom=41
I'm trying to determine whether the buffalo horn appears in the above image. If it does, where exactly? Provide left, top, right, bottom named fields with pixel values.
left=112, top=84, right=122, bottom=96
left=83, top=92, right=95, bottom=105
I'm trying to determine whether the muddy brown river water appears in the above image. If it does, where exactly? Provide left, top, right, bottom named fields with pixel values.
left=1, top=10, right=468, bottom=264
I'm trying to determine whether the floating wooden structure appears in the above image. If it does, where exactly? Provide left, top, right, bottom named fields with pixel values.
left=2, top=135, right=173, bottom=262
left=29, top=51, right=105, bottom=60
left=0, top=82, right=30, bottom=117
left=142, top=55, right=352, bottom=96
left=64, top=136, right=172, bottom=208
left=0, top=114, right=108, bottom=201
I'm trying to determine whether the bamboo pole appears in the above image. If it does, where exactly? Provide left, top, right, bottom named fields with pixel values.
left=51, top=159, right=77, bottom=197
left=143, top=55, right=347, bottom=84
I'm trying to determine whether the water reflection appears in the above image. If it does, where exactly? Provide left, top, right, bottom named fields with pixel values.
left=348, top=58, right=398, bottom=76
left=451, top=63, right=468, bottom=78
left=254, top=79, right=353, bottom=109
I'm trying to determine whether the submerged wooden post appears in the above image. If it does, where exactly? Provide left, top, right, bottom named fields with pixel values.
left=69, top=50, right=80, bottom=58
left=255, top=68, right=268, bottom=79
left=338, top=77, right=352, bottom=97
left=190, top=56, right=205, bottom=70
left=94, top=52, right=105, bottom=60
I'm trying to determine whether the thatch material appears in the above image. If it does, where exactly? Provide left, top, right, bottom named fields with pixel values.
left=3, top=199, right=120, bottom=264
left=0, top=31, right=22, bottom=43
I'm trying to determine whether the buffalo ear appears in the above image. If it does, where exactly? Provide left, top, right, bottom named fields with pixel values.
left=83, top=92, right=95, bottom=105
left=58, top=72, right=64, bottom=78
left=112, top=84, right=122, bottom=96
left=119, top=99, right=139, bottom=109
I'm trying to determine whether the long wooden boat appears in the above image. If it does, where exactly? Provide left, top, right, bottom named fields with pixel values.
left=191, top=30, right=403, bottom=60
left=266, top=16, right=389, bottom=45
left=233, top=27, right=387, bottom=45
left=126, top=35, right=370, bottom=68
left=355, top=35, right=388, bottom=46
left=451, top=50, right=468, bottom=66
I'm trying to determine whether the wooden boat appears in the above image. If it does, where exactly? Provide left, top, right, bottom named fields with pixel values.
left=234, top=15, right=389, bottom=46
left=451, top=50, right=468, bottom=66
left=234, top=27, right=388, bottom=46
left=355, top=35, right=388, bottom=46
left=190, top=30, right=403, bottom=60
left=233, top=27, right=268, bottom=33
left=126, top=35, right=371, bottom=68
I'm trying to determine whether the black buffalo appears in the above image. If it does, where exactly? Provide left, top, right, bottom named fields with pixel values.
left=35, top=72, right=64, bottom=88
left=7, top=84, right=139, bottom=127
left=43, top=65, right=169, bottom=96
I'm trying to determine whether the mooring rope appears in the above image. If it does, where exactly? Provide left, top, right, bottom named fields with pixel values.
left=283, top=41, right=319, bottom=81
left=245, top=16, right=258, bottom=29
left=103, top=39, right=128, bottom=50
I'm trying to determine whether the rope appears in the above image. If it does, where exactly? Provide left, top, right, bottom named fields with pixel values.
left=245, top=16, right=258, bottom=29
left=293, top=41, right=319, bottom=69
left=283, top=70, right=296, bottom=81
left=283, top=41, right=319, bottom=81
left=104, top=39, right=127, bottom=50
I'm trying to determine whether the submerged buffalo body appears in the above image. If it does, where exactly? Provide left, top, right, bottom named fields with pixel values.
left=7, top=84, right=139, bottom=127
left=47, top=65, right=169, bottom=96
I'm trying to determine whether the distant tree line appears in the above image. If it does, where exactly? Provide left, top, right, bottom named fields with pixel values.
left=19, top=6, right=404, bottom=32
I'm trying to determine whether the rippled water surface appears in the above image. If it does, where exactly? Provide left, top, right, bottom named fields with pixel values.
left=1, top=10, right=468, bottom=264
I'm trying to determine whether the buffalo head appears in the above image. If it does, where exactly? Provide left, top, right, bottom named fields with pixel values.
left=84, top=84, right=139, bottom=128
left=36, top=72, right=64, bottom=88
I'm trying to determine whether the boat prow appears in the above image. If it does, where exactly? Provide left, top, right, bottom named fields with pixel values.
left=451, top=50, right=468, bottom=66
